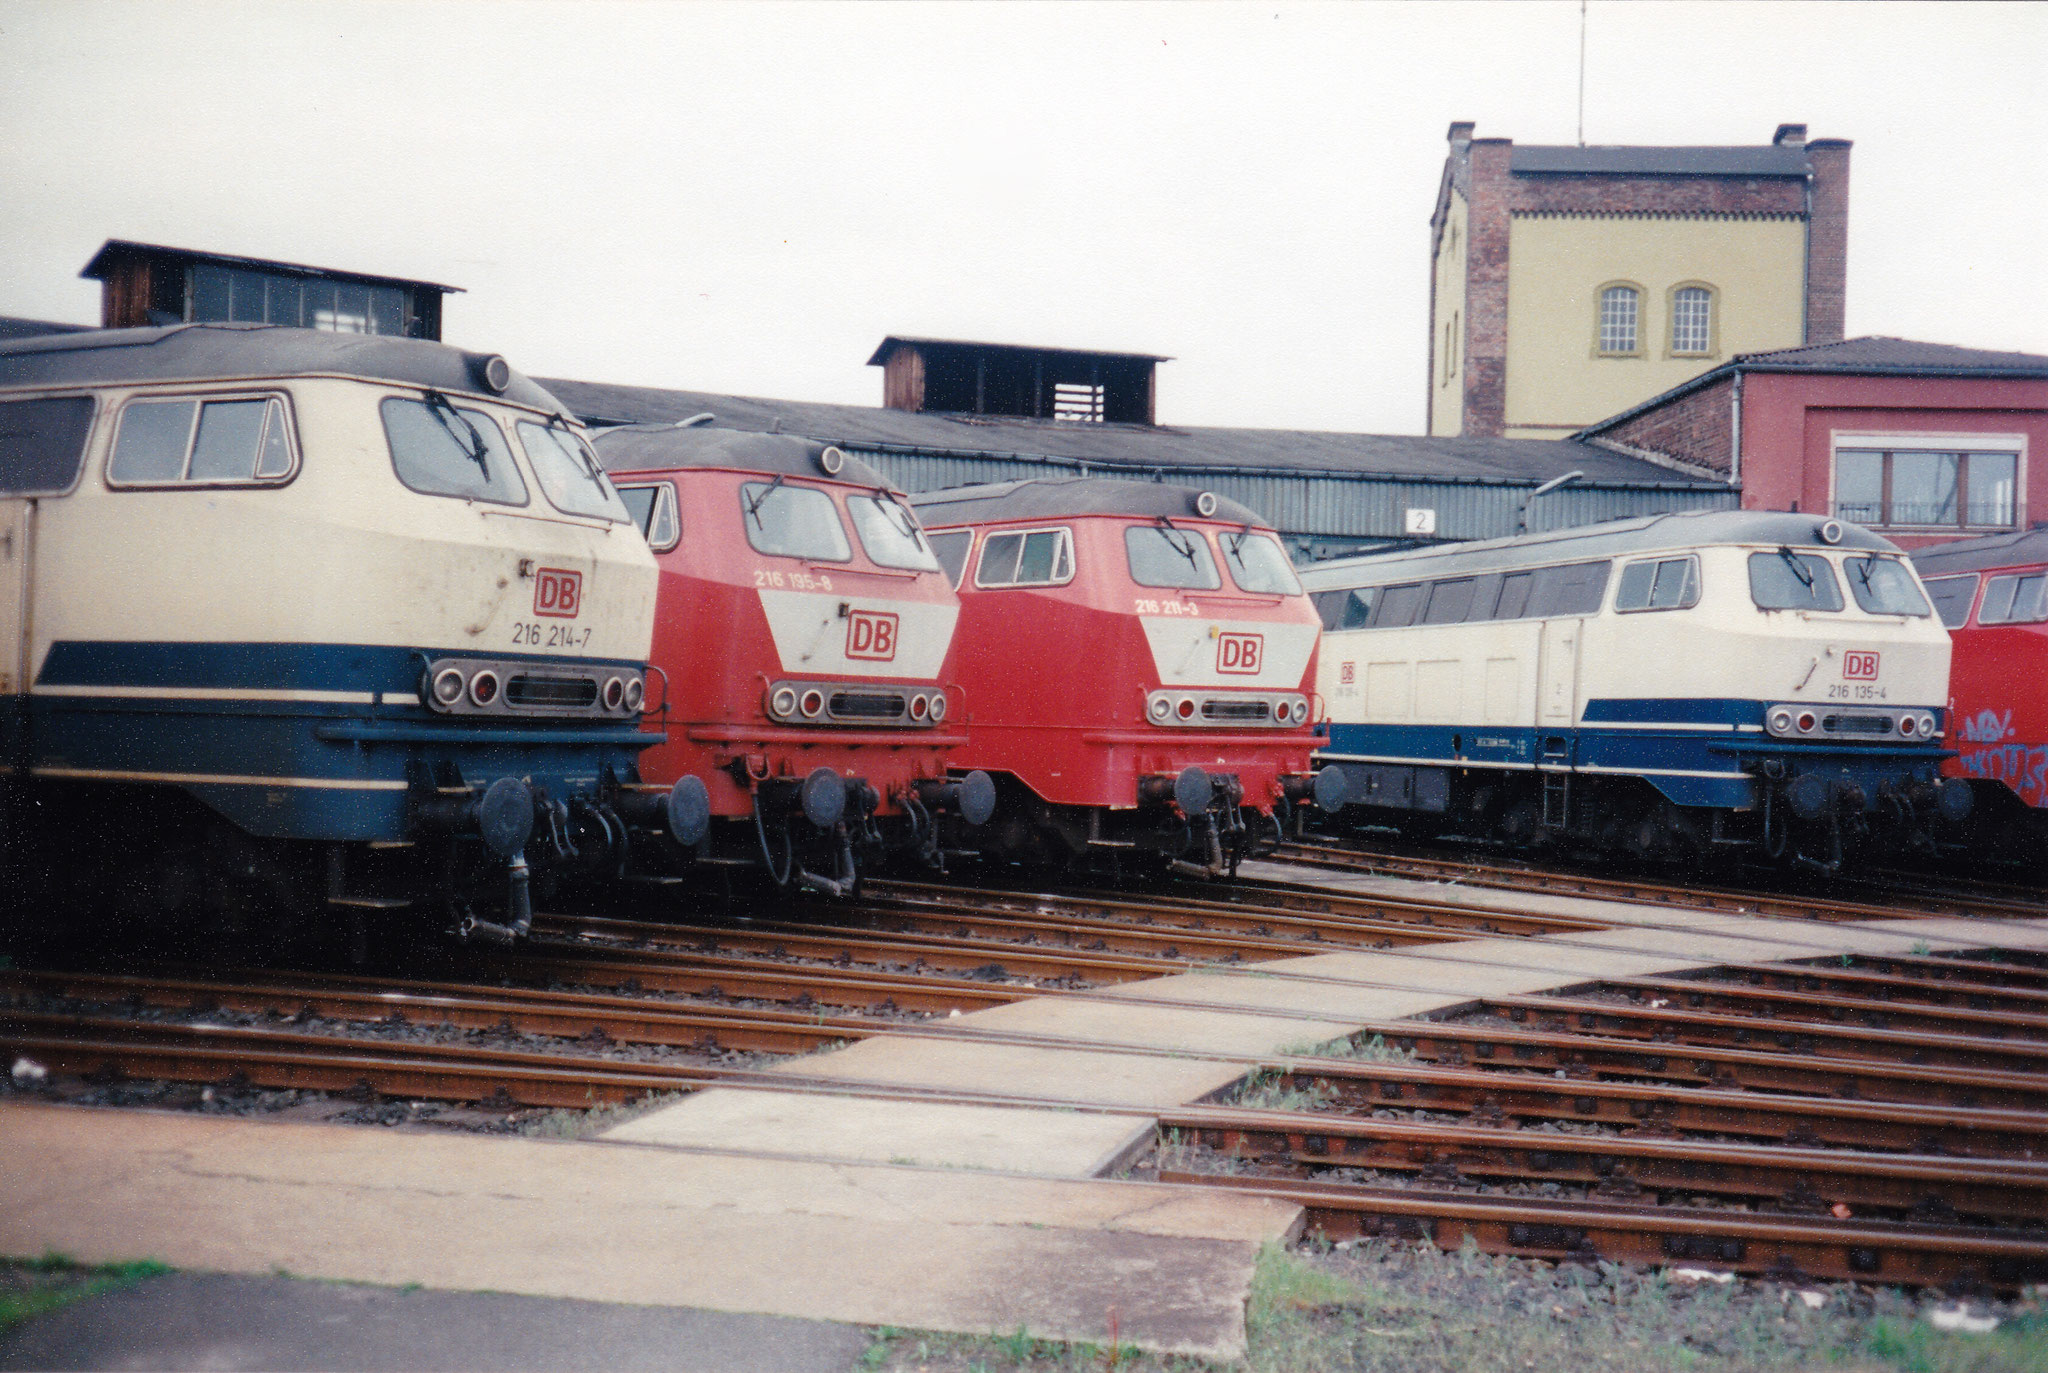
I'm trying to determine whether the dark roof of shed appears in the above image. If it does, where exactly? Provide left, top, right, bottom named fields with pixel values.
left=907, top=477, right=1268, bottom=529
left=0, top=323, right=562, bottom=411
left=1908, top=526, right=2048, bottom=576
left=1299, top=509, right=1897, bottom=587
left=80, top=239, right=464, bottom=295
left=592, top=425, right=895, bottom=489
left=1732, top=336, right=2048, bottom=375
left=541, top=377, right=1721, bottom=490
left=0, top=316, right=90, bottom=342
left=1509, top=144, right=1813, bottom=177
left=865, top=335, right=1172, bottom=367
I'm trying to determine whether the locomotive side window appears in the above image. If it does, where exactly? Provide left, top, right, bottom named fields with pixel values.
left=617, top=482, right=680, bottom=552
left=739, top=480, right=851, bottom=561
left=381, top=396, right=526, bottom=505
left=1420, top=577, right=1477, bottom=624
left=848, top=495, right=941, bottom=572
left=517, top=421, right=631, bottom=522
left=1979, top=572, right=2048, bottom=625
left=1524, top=560, right=1611, bottom=617
left=1126, top=525, right=1221, bottom=590
left=1844, top=555, right=1931, bottom=617
left=1491, top=571, right=1533, bottom=620
left=111, top=395, right=296, bottom=486
left=976, top=527, right=1073, bottom=587
left=927, top=530, right=972, bottom=588
left=1374, top=582, right=1425, bottom=628
left=1219, top=530, right=1302, bottom=594
left=1615, top=556, right=1700, bottom=612
left=1921, top=574, right=1979, bottom=628
left=1313, top=587, right=1377, bottom=630
left=0, top=396, right=96, bottom=495
left=1749, top=550, right=1844, bottom=611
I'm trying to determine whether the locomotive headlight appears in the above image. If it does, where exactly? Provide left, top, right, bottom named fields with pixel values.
left=624, top=677, right=645, bottom=712
left=1768, top=707, right=1793, bottom=736
left=431, top=666, right=466, bottom=709
left=1795, top=710, right=1817, bottom=734
left=1149, top=695, right=1172, bottom=722
left=1274, top=699, right=1292, bottom=724
left=928, top=691, right=947, bottom=723
left=1898, top=715, right=1917, bottom=737
left=909, top=693, right=930, bottom=721
left=1291, top=695, right=1309, bottom=723
left=602, top=676, right=626, bottom=712
left=769, top=686, right=798, bottom=719
left=1918, top=712, right=1937, bottom=738
left=799, top=688, right=825, bottom=719
left=1176, top=697, right=1197, bottom=720
left=468, top=670, right=501, bottom=707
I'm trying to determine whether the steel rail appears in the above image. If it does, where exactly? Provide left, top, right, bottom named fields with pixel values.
left=1159, top=1173, right=2048, bottom=1290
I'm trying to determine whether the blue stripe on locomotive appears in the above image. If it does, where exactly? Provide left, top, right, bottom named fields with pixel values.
left=1322, top=697, right=1947, bottom=810
left=21, top=640, right=658, bottom=841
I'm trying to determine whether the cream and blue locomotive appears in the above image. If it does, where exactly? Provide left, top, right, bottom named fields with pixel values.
left=0, top=323, right=686, bottom=942
left=1303, top=510, right=1967, bottom=870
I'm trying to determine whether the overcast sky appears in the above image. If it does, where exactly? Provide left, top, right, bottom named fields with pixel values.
left=2, top=1, right=2043, bottom=434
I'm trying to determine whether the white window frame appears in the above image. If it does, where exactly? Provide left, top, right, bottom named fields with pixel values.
left=1828, top=430, right=2028, bottom=533
left=973, top=525, right=1076, bottom=589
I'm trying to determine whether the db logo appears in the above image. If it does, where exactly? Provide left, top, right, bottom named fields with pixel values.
left=534, top=568, right=582, bottom=619
left=846, top=609, right=899, bottom=661
left=1842, top=651, right=1880, bottom=681
left=1217, top=632, right=1264, bottom=675
left=1339, top=661, right=1355, bottom=686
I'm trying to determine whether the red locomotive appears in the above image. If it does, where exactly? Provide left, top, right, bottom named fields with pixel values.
left=908, top=477, right=1343, bottom=876
left=1913, top=527, right=2048, bottom=860
left=597, top=427, right=991, bottom=893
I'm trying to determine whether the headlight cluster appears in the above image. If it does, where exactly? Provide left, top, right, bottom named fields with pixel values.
left=1145, top=691, right=1311, bottom=728
left=422, top=658, right=645, bottom=717
left=764, top=680, right=947, bottom=727
left=1763, top=703, right=1938, bottom=741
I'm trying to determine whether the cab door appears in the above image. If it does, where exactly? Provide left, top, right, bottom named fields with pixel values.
left=0, top=498, right=28, bottom=771
left=1537, top=617, right=1581, bottom=729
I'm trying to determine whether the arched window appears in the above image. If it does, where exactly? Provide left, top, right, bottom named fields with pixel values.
left=1597, top=284, right=1640, bottom=355
left=1670, top=284, right=1715, bottom=355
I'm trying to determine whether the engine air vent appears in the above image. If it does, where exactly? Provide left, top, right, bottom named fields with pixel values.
left=1201, top=699, right=1272, bottom=722
left=1821, top=713, right=1893, bottom=736
left=507, top=675, right=599, bottom=709
left=829, top=691, right=907, bottom=720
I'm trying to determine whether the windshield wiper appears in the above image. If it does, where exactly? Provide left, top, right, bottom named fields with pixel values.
left=1155, top=516, right=1199, bottom=568
left=424, top=390, right=490, bottom=481
left=744, top=474, right=786, bottom=530
left=1776, top=546, right=1814, bottom=590
left=879, top=491, right=922, bottom=541
left=547, top=413, right=610, bottom=494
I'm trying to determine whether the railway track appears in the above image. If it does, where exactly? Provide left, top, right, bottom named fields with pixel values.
left=1270, top=838, right=2048, bottom=923
left=7, top=869, right=2048, bottom=1291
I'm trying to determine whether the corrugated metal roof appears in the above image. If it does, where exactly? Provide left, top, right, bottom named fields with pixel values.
left=546, top=377, right=1722, bottom=488
left=1510, top=145, right=1813, bottom=177
left=1734, top=336, right=2048, bottom=374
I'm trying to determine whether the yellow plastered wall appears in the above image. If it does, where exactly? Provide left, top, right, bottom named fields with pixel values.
left=1501, top=214, right=1805, bottom=437
left=1429, top=191, right=1470, bottom=437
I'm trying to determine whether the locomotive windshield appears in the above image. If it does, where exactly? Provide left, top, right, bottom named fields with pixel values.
left=382, top=396, right=527, bottom=505
left=1749, top=550, right=1843, bottom=611
left=740, top=480, right=851, bottom=561
left=518, top=421, right=631, bottom=522
left=1126, top=524, right=1220, bottom=590
left=848, top=495, right=940, bottom=571
left=1844, top=556, right=1931, bottom=616
left=1220, top=530, right=1302, bottom=594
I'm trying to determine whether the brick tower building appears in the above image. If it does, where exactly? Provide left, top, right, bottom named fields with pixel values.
left=1428, top=122, right=1850, bottom=441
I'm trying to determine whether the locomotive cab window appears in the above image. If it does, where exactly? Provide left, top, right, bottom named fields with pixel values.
left=617, top=482, right=681, bottom=552
left=1524, top=560, right=1611, bottom=617
left=110, top=395, right=296, bottom=486
left=927, top=530, right=972, bottom=588
left=976, top=527, right=1073, bottom=587
left=1126, top=524, right=1220, bottom=590
left=1615, top=556, right=1700, bottom=612
left=739, top=480, right=851, bottom=562
left=1844, top=555, right=1931, bottom=617
left=1749, top=550, right=1844, bottom=611
left=381, top=395, right=526, bottom=505
left=0, top=395, right=96, bottom=495
left=1979, top=572, right=2048, bottom=626
left=517, top=421, right=630, bottom=522
left=1921, top=574, right=1979, bottom=629
left=1219, top=530, right=1301, bottom=594
left=848, top=495, right=940, bottom=572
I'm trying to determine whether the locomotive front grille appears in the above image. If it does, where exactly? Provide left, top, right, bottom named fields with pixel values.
left=507, top=675, right=600, bottom=709
left=1821, top=713, right=1893, bottom=736
left=829, top=691, right=906, bottom=720
left=1201, top=699, right=1272, bottom=722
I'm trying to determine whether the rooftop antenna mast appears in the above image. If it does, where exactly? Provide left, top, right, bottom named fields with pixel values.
left=1577, top=0, right=1588, bottom=146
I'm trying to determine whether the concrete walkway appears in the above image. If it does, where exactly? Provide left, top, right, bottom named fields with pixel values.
left=4, top=868, right=2046, bottom=1365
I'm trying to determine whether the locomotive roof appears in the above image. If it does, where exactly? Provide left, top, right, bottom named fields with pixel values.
left=906, top=477, right=1270, bottom=529
left=1299, top=509, right=1900, bottom=588
left=590, top=425, right=895, bottom=488
left=0, top=323, right=565, bottom=412
left=1908, top=526, right=2048, bottom=576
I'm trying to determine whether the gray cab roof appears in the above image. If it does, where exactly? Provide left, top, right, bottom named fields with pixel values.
left=907, top=476, right=1269, bottom=529
left=0, top=323, right=563, bottom=412
left=1909, top=527, right=2048, bottom=577
left=592, top=425, right=896, bottom=489
left=1300, top=509, right=1899, bottom=588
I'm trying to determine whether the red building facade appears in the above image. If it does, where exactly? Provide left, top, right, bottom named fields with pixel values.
left=1577, top=337, right=2048, bottom=550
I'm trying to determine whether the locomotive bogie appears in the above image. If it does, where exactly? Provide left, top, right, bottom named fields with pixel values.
left=1306, top=510, right=1957, bottom=870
